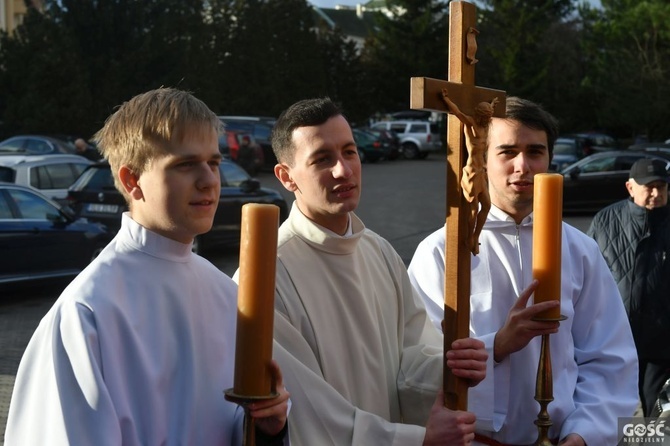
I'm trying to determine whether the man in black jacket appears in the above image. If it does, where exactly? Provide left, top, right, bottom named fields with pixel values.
left=588, top=158, right=670, bottom=416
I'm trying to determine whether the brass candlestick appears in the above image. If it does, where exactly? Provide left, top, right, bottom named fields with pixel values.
left=224, top=388, right=279, bottom=446
left=533, top=315, right=566, bottom=446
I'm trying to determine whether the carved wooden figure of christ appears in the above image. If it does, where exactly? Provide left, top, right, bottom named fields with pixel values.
left=440, top=88, right=498, bottom=255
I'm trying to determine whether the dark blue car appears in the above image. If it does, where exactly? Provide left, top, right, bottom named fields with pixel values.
left=0, top=183, right=111, bottom=288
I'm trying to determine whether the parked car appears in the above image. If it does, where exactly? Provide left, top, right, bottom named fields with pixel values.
left=574, top=131, right=617, bottom=148
left=0, top=154, right=92, bottom=205
left=628, top=142, right=670, bottom=153
left=219, top=116, right=276, bottom=170
left=0, top=135, right=79, bottom=155
left=218, top=130, right=264, bottom=176
left=0, top=182, right=111, bottom=288
left=370, top=120, right=442, bottom=159
left=66, top=160, right=289, bottom=254
left=550, top=134, right=617, bottom=172
left=357, top=127, right=400, bottom=160
left=561, top=150, right=670, bottom=213
left=352, top=128, right=390, bottom=163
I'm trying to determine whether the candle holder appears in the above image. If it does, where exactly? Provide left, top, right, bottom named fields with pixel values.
left=224, top=388, right=279, bottom=446
left=532, top=314, right=567, bottom=446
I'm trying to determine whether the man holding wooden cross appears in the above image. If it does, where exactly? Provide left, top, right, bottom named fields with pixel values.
left=264, top=97, right=489, bottom=445
left=409, top=96, right=639, bottom=445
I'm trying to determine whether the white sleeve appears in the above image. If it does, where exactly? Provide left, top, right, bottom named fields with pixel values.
left=559, top=238, right=639, bottom=445
left=5, top=302, right=123, bottom=445
left=407, top=228, right=446, bottom=331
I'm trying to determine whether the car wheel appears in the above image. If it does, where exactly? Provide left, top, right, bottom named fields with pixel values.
left=402, top=142, right=419, bottom=160
left=358, top=149, right=367, bottom=163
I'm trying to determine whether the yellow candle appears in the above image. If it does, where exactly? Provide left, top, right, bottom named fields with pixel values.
left=233, top=203, right=280, bottom=397
left=532, top=173, right=563, bottom=320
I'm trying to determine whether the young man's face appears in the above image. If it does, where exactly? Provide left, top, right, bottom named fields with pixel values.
left=275, top=114, right=361, bottom=234
left=125, top=128, right=222, bottom=244
left=486, top=118, right=551, bottom=223
left=626, top=179, right=669, bottom=210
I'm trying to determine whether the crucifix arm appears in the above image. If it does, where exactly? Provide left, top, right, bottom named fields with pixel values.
left=441, top=88, right=474, bottom=127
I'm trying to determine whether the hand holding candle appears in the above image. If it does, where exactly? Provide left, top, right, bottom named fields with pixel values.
left=532, top=173, right=563, bottom=320
left=233, top=203, right=280, bottom=397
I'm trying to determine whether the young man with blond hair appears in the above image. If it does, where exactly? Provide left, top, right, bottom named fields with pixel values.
left=6, top=88, right=289, bottom=445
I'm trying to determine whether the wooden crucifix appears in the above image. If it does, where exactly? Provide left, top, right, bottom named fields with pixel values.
left=410, top=0, right=505, bottom=411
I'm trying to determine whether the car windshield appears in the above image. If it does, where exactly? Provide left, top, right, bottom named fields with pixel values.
left=89, top=168, right=117, bottom=189
left=554, top=140, right=577, bottom=155
left=354, top=130, right=376, bottom=144
left=70, top=165, right=116, bottom=191
left=7, top=188, right=59, bottom=219
left=220, top=162, right=249, bottom=187
left=580, top=157, right=615, bottom=173
left=0, top=139, right=24, bottom=154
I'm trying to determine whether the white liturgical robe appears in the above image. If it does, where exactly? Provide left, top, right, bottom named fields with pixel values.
left=408, top=205, right=639, bottom=445
left=268, top=203, right=443, bottom=444
left=6, top=214, right=245, bottom=445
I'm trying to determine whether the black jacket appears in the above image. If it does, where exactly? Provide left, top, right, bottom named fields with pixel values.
left=588, top=199, right=670, bottom=361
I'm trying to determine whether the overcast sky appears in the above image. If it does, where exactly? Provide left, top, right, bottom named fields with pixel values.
left=308, top=0, right=602, bottom=10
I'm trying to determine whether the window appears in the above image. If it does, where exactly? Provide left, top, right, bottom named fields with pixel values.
left=25, top=138, right=52, bottom=155
left=0, top=192, right=13, bottom=219
left=409, top=123, right=426, bottom=133
left=554, top=141, right=578, bottom=156
left=0, top=166, right=15, bottom=182
left=614, top=156, right=647, bottom=172
left=0, top=139, right=24, bottom=154
left=581, top=157, right=615, bottom=173
left=7, top=188, right=57, bottom=220
left=220, top=162, right=249, bottom=187
left=253, top=124, right=272, bottom=141
left=30, top=163, right=87, bottom=190
left=85, top=168, right=117, bottom=190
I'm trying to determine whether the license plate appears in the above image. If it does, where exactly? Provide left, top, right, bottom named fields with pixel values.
left=87, top=203, right=119, bottom=213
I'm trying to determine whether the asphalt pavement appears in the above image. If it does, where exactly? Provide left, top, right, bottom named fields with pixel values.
left=0, top=153, right=594, bottom=444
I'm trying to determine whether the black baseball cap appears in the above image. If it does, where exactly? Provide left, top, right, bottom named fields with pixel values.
left=629, top=158, right=670, bottom=184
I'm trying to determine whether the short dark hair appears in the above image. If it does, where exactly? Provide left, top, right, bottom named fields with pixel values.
left=504, top=96, right=559, bottom=159
left=271, top=97, right=344, bottom=164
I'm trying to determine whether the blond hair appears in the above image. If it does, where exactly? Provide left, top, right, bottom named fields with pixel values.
left=93, top=88, right=221, bottom=201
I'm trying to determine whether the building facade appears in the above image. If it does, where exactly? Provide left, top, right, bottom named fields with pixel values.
left=1, top=0, right=43, bottom=34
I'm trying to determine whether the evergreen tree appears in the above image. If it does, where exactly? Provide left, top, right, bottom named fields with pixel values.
left=582, top=0, right=670, bottom=140
left=360, top=0, right=449, bottom=114
left=0, top=3, right=90, bottom=137
left=476, top=0, right=573, bottom=97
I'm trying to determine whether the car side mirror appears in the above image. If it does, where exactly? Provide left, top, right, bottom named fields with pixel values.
left=569, top=167, right=581, bottom=179
left=59, top=204, right=76, bottom=219
left=47, top=211, right=70, bottom=224
left=240, top=178, right=261, bottom=193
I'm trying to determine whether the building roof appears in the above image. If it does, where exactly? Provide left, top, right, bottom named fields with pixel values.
left=320, top=8, right=376, bottom=39
left=312, top=1, right=388, bottom=41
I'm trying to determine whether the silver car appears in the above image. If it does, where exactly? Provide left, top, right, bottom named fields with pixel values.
left=0, top=154, right=92, bottom=205
left=370, top=120, right=443, bottom=159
